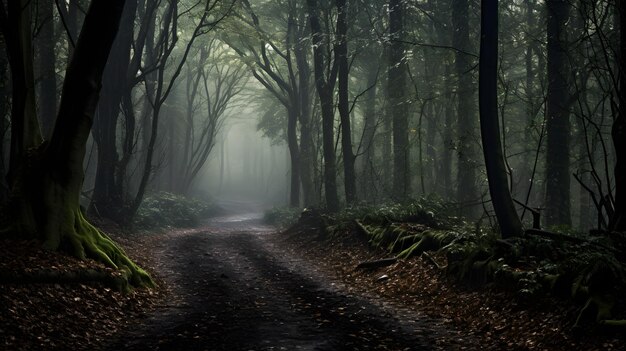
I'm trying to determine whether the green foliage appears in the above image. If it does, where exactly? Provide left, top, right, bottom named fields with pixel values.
left=264, top=207, right=301, bottom=228
left=134, top=192, right=218, bottom=229
left=304, top=198, right=626, bottom=326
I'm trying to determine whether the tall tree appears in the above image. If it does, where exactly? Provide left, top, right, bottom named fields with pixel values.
left=227, top=0, right=314, bottom=207
left=90, top=0, right=140, bottom=220
left=388, top=0, right=410, bottom=200
left=478, top=0, right=524, bottom=238
left=545, top=0, right=572, bottom=226
left=307, top=0, right=340, bottom=212
left=36, top=0, right=57, bottom=137
left=0, top=0, right=152, bottom=286
left=611, top=1, right=626, bottom=232
left=336, top=0, right=357, bottom=205
left=453, top=0, right=478, bottom=212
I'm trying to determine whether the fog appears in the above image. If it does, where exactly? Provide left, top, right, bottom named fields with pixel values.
left=195, top=111, right=290, bottom=207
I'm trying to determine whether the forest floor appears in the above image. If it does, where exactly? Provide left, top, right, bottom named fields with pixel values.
left=1, top=206, right=623, bottom=350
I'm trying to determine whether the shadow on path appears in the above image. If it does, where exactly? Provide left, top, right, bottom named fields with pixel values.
left=107, top=212, right=450, bottom=350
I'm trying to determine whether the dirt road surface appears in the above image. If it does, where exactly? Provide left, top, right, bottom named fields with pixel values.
left=108, top=206, right=462, bottom=350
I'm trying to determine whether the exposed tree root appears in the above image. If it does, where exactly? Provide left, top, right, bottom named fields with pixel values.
left=39, top=202, right=154, bottom=289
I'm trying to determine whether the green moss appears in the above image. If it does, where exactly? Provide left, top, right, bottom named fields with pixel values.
left=49, top=207, right=154, bottom=290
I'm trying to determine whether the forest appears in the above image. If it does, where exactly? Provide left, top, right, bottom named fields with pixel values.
left=0, top=0, right=625, bottom=349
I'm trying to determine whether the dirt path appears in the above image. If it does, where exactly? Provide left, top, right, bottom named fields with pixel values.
left=108, top=212, right=459, bottom=350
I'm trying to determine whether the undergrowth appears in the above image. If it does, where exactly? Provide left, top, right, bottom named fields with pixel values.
left=296, top=195, right=626, bottom=330
left=134, top=192, right=219, bottom=229
left=264, top=207, right=301, bottom=228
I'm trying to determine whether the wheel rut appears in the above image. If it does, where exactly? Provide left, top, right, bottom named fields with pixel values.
left=107, top=214, right=452, bottom=350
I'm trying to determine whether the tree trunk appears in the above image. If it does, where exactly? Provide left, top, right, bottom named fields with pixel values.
left=307, top=0, right=339, bottom=212
left=545, top=0, right=572, bottom=227
left=294, top=15, right=316, bottom=207
left=389, top=0, right=410, bottom=201
left=336, top=0, right=356, bottom=205
left=0, top=48, right=9, bottom=202
left=453, top=0, right=478, bottom=214
left=362, top=61, right=378, bottom=202
left=478, top=0, right=524, bottom=238
left=6, top=0, right=152, bottom=287
left=37, top=0, right=57, bottom=138
left=287, top=106, right=301, bottom=207
left=439, top=62, right=454, bottom=199
left=611, top=1, right=626, bottom=232
left=90, top=0, right=137, bottom=220
left=5, top=0, right=43, bottom=186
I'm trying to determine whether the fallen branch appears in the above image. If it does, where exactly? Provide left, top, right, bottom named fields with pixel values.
left=356, top=257, right=398, bottom=270
left=422, top=251, right=446, bottom=270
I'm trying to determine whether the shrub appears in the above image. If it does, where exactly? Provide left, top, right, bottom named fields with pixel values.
left=134, top=192, right=218, bottom=229
left=264, top=207, right=301, bottom=228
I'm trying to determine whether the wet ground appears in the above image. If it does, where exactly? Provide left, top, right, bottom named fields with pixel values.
left=107, top=204, right=456, bottom=350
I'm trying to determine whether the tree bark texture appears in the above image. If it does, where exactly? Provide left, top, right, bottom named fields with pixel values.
left=336, top=0, right=357, bottom=205
left=307, top=0, right=340, bottom=212
left=389, top=0, right=410, bottom=201
left=612, top=1, right=626, bottom=231
left=5, top=0, right=152, bottom=287
left=91, top=0, right=137, bottom=221
left=453, top=0, right=478, bottom=212
left=37, top=0, right=57, bottom=138
left=545, top=0, right=572, bottom=227
left=478, top=0, right=524, bottom=238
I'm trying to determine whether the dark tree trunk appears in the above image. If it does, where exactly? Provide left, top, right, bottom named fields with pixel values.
left=440, top=62, right=454, bottom=199
left=478, top=0, right=524, bottom=238
left=362, top=61, right=378, bottom=202
left=90, top=0, right=137, bottom=220
left=287, top=106, right=301, bottom=207
left=611, top=1, right=626, bottom=231
left=307, top=0, right=339, bottom=212
left=0, top=49, right=8, bottom=202
left=453, top=0, right=478, bottom=213
left=521, top=0, right=536, bottom=197
left=37, top=0, right=57, bottom=138
left=4, top=0, right=151, bottom=287
left=388, top=0, right=410, bottom=201
left=336, top=0, right=356, bottom=205
left=4, top=0, right=43, bottom=186
left=545, top=0, right=572, bottom=227
left=294, top=15, right=315, bottom=207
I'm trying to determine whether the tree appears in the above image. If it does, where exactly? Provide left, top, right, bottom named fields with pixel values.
left=0, top=0, right=152, bottom=287
left=611, top=1, right=626, bottom=232
left=388, top=0, right=410, bottom=201
left=227, top=0, right=315, bottom=208
left=453, top=0, right=479, bottom=212
left=336, top=0, right=357, bottom=205
left=177, top=41, right=246, bottom=194
left=90, top=0, right=143, bottom=220
left=36, top=0, right=57, bottom=137
left=307, top=0, right=340, bottom=212
left=478, top=0, right=524, bottom=238
left=545, top=0, right=572, bottom=227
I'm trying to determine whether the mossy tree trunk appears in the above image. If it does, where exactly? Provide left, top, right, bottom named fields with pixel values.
left=3, top=0, right=152, bottom=287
